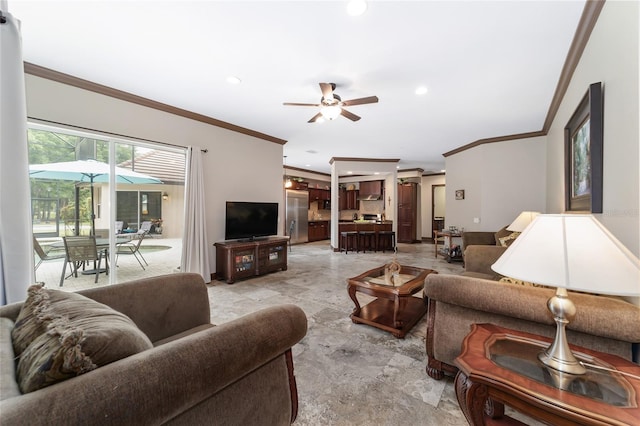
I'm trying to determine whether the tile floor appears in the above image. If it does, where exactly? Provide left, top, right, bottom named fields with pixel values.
left=35, top=238, right=540, bottom=425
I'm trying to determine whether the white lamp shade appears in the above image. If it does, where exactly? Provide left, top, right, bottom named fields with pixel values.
left=492, top=214, right=640, bottom=296
left=507, top=211, right=541, bottom=232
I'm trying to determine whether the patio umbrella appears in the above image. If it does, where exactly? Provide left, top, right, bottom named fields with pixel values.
left=29, top=159, right=163, bottom=236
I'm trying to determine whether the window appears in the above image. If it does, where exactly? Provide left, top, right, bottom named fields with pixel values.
left=117, top=191, right=162, bottom=232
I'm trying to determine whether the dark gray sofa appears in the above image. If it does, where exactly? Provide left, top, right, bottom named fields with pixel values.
left=0, top=273, right=307, bottom=425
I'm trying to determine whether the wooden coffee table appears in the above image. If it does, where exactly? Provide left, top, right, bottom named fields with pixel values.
left=455, top=323, right=640, bottom=425
left=347, top=265, right=435, bottom=338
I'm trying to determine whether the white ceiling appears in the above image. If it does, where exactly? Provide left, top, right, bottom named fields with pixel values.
left=9, top=0, right=586, bottom=175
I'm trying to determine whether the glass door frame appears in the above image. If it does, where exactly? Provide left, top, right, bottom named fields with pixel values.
left=28, top=121, right=184, bottom=285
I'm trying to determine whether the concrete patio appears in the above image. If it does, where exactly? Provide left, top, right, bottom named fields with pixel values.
left=34, top=237, right=183, bottom=291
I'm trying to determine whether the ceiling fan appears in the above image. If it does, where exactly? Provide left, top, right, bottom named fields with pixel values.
left=283, top=83, right=378, bottom=123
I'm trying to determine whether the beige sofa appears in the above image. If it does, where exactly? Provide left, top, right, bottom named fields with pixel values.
left=460, top=244, right=506, bottom=280
left=0, top=273, right=307, bottom=425
left=424, top=273, right=640, bottom=379
left=460, top=229, right=509, bottom=279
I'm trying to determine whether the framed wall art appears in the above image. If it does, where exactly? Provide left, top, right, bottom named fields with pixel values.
left=455, top=189, right=465, bottom=200
left=564, top=82, right=603, bottom=213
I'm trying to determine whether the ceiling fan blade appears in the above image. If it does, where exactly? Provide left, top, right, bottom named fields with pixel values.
left=308, top=112, right=324, bottom=123
left=283, top=102, right=321, bottom=107
left=341, top=96, right=379, bottom=107
left=340, top=108, right=361, bottom=122
left=319, top=83, right=334, bottom=102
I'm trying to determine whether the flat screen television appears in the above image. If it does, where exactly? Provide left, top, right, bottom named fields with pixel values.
left=225, top=201, right=279, bottom=241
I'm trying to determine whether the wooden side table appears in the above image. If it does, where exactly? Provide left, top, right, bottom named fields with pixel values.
left=433, top=230, right=462, bottom=262
left=454, top=323, right=640, bottom=426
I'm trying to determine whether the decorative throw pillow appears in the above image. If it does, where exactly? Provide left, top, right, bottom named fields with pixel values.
left=499, top=276, right=548, bottom=288
left=12, top=285, right=153, bottom=393
left=11, top=284, right=51, bottom=356
left=493, top=226, right=511, bottom=245
left=498, top=232, right=520, bottom=247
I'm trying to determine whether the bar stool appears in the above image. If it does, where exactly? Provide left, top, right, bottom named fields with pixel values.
left=340, top=231, right=359, bottom=254
left=358, top=231, right=377, bottom=253
left=377, top=231, right=396, bottom=253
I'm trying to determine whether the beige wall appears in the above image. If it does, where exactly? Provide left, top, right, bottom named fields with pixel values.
left=26, top=75, right=285, bottom=271
left=445, top=136, right=546, bottom=232
left=444, top=1, right=639, bottom=258
left=545, top=1, right=639, bottom=256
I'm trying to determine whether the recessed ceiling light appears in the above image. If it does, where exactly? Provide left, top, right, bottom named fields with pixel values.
left=305, top=164, right=311, bottom=167
left=415, top=86, right=428, bottom=95
left=226, top=76, right=241, bottom=85
left=374, top=172, right=380, bottom=175
left=347, top=171, right=353, bottom=174
left=440, top=169, right=446, bottom=173
left=347, top=0, right=367, bottom=16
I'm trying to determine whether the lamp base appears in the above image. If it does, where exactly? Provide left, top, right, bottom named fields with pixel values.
left=538, top=349, right=586, bottom=376
left=539, top=288, right=587, bottom=380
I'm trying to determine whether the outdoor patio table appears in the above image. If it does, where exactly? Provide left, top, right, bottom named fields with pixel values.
left=52, top=236, right=133, bottom=277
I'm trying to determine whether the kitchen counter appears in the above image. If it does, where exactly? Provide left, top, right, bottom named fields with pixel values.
left=339, top=220, right=392, bottom=224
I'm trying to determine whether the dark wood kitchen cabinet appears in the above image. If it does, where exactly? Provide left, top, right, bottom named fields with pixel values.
left=339, top=188, right=347, bottom=210
left=346, top=190, right=359, bottom=210
left=338, top=188, right=359, bottom=210
left=398, top=183, right=418, bottom=243
left=359, top=180, right=383, bottom=198
left=308, top=221, right=329, bottom=242
left=308, top=188, right=330, bottom=207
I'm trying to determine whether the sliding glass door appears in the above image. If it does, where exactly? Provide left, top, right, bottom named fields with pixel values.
left=28, top=123, right=186, bottom=290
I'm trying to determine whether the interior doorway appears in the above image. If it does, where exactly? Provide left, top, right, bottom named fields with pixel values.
left=432, top=184, right=445, bottom=239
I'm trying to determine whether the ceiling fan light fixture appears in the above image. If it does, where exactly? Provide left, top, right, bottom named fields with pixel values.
left=321, top=105, right=341, bottom=120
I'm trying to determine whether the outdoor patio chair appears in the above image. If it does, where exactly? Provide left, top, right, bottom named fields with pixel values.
left=60, top=236, right=107, bottom=286
left=33, top=236, right=66, bottom=280
left=140, top=221, right=152, bottom=234
left=116, top=232, right=148, bottom=270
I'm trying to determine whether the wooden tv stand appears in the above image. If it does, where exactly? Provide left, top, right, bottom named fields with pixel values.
left=215, top=237, right=288, bottom=284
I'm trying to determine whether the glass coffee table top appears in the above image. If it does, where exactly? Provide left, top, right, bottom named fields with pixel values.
left=489, top=335, right=633, bottom=406
left=347, top=265, right=436, bottom=338
left=350, top=264, right=431, bottom=290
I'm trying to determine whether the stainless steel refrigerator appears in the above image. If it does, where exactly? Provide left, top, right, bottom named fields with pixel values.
left=286, top=190, right=309, bottom=244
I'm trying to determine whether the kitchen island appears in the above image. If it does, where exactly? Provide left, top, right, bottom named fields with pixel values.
left=337, top=221, right=393, bottom=252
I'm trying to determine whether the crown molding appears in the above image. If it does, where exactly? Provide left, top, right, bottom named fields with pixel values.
left=284, top=165, right=331, bottom=177
left=24, top=62, right=287, bottom=146
left=443, top=0, right=605, bottom=158
left=443, top=131, right=546, bottom=157
left=329, top=157, right=400, bottom=165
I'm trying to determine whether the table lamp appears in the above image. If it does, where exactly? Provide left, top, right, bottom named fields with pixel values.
left=492, top=214, right=640, bottom=376
left=507, top=211, right=540, bottom=232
